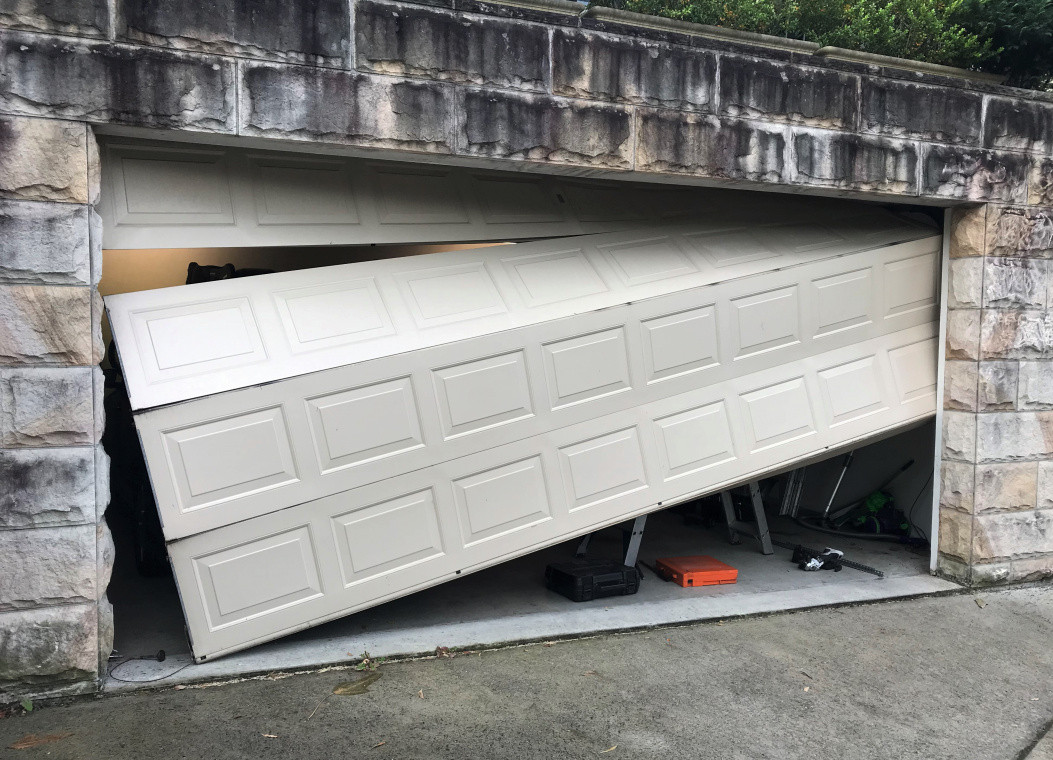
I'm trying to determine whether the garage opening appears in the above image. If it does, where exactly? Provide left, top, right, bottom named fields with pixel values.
left=96, top=139, right=954, bottom=687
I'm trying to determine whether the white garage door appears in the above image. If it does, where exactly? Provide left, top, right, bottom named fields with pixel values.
left=106, top=206, right=940, bottom=661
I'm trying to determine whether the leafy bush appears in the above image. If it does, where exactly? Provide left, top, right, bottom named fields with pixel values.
left=952, top=0, right=1053, bottom=88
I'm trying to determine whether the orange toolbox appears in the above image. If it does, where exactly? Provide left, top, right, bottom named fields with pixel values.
left=654, top=556, right=738, bottom=587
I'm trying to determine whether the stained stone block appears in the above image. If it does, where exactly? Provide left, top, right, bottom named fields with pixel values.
left=983, top=96, right=1053, bottom=154
left=946, top=309, right=980, bottom=360
left=922, top=145, right=1029, bottom=204
left=986, top=205, right=1053, bottom=259
left=0, top=525, right=95, bottom=611
left=240, top=64, right=455, bottom=153
left=973, top=509, right=1053, bottom=559
left=0, top=604, right=97, bottom=698
left=791, top=130, right=917, bottom=195
left=552, top=28, right=715, bottom=111
left=0, top=367, right=94, bottom=446
left=976, top=411, right=1053, bottom=463
left=1031, top=159, right=1053, bottom=208
left=1007, top=556, right=1053, bottom=583
left=97, top=596, right=113, bottom=673
left=936, top=552, right=970, bottom=583
left=948, top=258, right=982, bottom=308
left=0, top=285, right=93, bottom=365
left=719, top=57, right=856, bottom=129
left=461, top=89, right=632, bottom=168
left=974, top=462, right=1038, bottom=512
left=0, top=201, right=89, bottom=285
left=982, top=258, right=1047, bottom=309
left=943, top=410, right=976, bottom=463
left=1039, top=461, right=1053, bottom=509
left=981, top=311, right=1053, bottom=360
left=0, top=447, right=95, bottom=528
left=96, top=521, right=114, bottom=596
left=860, top=79, right=982, bottom=144
left=0, top=117, right=88, bottom=203
left=94, top=443, right=109, bottom=522
left=943, top=360, right=978, bottom=411
left=0, top=32, right=236, bottom=132
left=949, top=205, right=986, bottom=258
left=978, top=360, right=1018, bottom=411
left=940, top=461, right=974, bottom=513
left=636, top=109, right=786, bottom=182
left=970, top=561, right=1011, bottom=585
left=0, top=0, right=108, bottom=37
left=937, top=507, right=972, bottom=562
left=120, top=0, right=348, bottom=66
left=358, top=2, right=548, bottom=90
left=1019, top=361, right=1053, bottom=410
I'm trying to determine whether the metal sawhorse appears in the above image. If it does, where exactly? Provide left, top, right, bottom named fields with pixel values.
left=719, top=481, right=773, bottom=555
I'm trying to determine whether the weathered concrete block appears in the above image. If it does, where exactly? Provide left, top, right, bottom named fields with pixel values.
left=974, top=462, right=1038, bottom=512
left=240, top=64, right=455, bottom=153
left=946, top=309, right=980, bottom=360
left=1031, top=159, right=1053, bottom=207
left=986, top=205, right=1053, bottom=259
left=1039, top=461, right=1053, bottom=509
left=0, top=201, right=89, bottom=285
left=938, top=507, right=972, bottom=561
left=970, top=561, right=1011, bottom=585
left=636, top=110, right=786, bottom=182
left=943, top=410, right=976, bottom=463
left=940, top=461, right=974, bottom=513
left=1019, top=361, right=1053, bottom=410
left=973, top=509, right=1053, bottom=559
left=1007, top=555, right=1053, bottom=583
left=861, top=79, right=982, bottom=144
left=0, top=116, right=87, bottom=203
left=981, top=311, right=1053, bottom=360
left=719, top=57, right=856, bottom=129
left=949, top=205, right=985, bottom=258
left=935, top=552, right=970, bottom=583
left=0, top=525, right=95, bottom=611
left=0, top=367, right=94, bottom=446
left=943, top=360, right=977, bottom=412
left=921, top=145, right=1029, bottom=204
left=0, top=447, right=95, bottom=528
left=976, top=411, right=1053, bottom=463
left=120, top=0, right=348, bottom=65
left=0, top=604, right=97, bottom=699
left=978, top=360, right=1018, bottom=411
left=0, top=0, right=108, bottom=37
left=982, top=257, right=1047, bottom=309
left=791, top=130, right=917, bottom=195
left=552, top=28, right=715, bottom=111
left=0, top=32, right=235, bottom=132
left=983, top=96, right=1053, bottom=154
left=461, top=89, right=632, bottom=168
left=96, top=521, right=114, bottom=597
left=0, top=285, right=92, bottom=364
left=358, top=2, right=547, bottom=90
left=948, top=258, right=982, bottom=308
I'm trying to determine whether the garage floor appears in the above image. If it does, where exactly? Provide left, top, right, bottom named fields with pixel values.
left=104, top=506, right=957, bottom=691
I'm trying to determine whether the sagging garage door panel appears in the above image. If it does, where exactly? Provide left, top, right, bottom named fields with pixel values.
left=170, top=322, right=937, bottom=659
left=137, top=235, right=940, bottom=539
left=105, top=211, right=930, bottom=411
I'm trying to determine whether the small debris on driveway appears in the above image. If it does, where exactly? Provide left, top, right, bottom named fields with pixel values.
left=975, top=598, right=987, bottom=609
left=10, top=733, right=71, bottom=750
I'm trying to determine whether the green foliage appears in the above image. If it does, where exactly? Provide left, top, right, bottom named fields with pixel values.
left=952, top=0, right=1053, bottom=88
left=20, top=699, right=33, bottom=712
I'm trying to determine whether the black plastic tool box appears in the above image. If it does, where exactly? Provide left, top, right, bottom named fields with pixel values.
left=544, top=558, right=641, bottom=602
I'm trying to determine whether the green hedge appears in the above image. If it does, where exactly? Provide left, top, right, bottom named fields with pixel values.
left=612, top=0, right=1053, bottom=88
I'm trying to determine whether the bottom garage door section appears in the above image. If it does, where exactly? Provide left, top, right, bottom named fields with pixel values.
left=106, top=208, right=941, bottom=660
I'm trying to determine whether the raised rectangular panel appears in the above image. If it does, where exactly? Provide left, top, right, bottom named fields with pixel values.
left=884, top=252, right=937, bottom=318
left=163, top=406, right=299, bottom=512
left=373, top=166, right=469, bottom=225
left=194, top=526, right=322, bottom=629
left=251, top=157, right=358, bottom=225
left=274, top=278, right=394, bottom=351
left=818, top=357, right=887, bottom=426
left=472, top=176, right=563, bottom=224
left=502, top=249, right=608, bottom=307
left=685, top=229, right=779, bottom=267
left=307, top=377, right=423, bottom=472
left=770, top=224, right=844, bottom=252
left=111, top=147, right=234, bottom=225
left=543, top=327, right=631, bottom=408
left=433, top=351, right=533, bottom=438
left=641, top=306, right=719, bottom=383
left=562, top=183, right=649, bottom=222
left=732, top=286, right=800, bottom=359
left=889, top=338, right=938, bottom=402
left=598, top=237, right=698, bottom=286
left=741, top=378, right=816, bottom=452
left=331, top=489, right=444, bottom=586
left=398, top=263, right=507, bottom=327
left=812, top=268, right=872, bottom=337
left=558, top=427, right=647, bottom=510
left=653, top=401, right=735, bottom=480
left=453, top=457, right=551, bottom=546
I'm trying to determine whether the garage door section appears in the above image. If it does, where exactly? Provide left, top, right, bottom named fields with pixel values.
left=106, top=209, right=941, bottom=661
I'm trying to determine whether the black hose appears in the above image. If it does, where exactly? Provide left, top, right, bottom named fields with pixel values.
left=792, top=516, right=910, bottom=542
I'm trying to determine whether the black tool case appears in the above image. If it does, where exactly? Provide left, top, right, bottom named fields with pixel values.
left=545, top=558, right=641, bottom=602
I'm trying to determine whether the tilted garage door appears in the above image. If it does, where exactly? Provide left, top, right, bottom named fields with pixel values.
left=106, top=205, right=940, bottom=661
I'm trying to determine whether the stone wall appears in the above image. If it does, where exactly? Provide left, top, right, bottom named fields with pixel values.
left=1, top=0, right=1053, bottom=701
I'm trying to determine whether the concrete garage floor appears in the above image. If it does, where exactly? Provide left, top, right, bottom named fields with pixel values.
left=105, top=506, right=955, bottom=691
